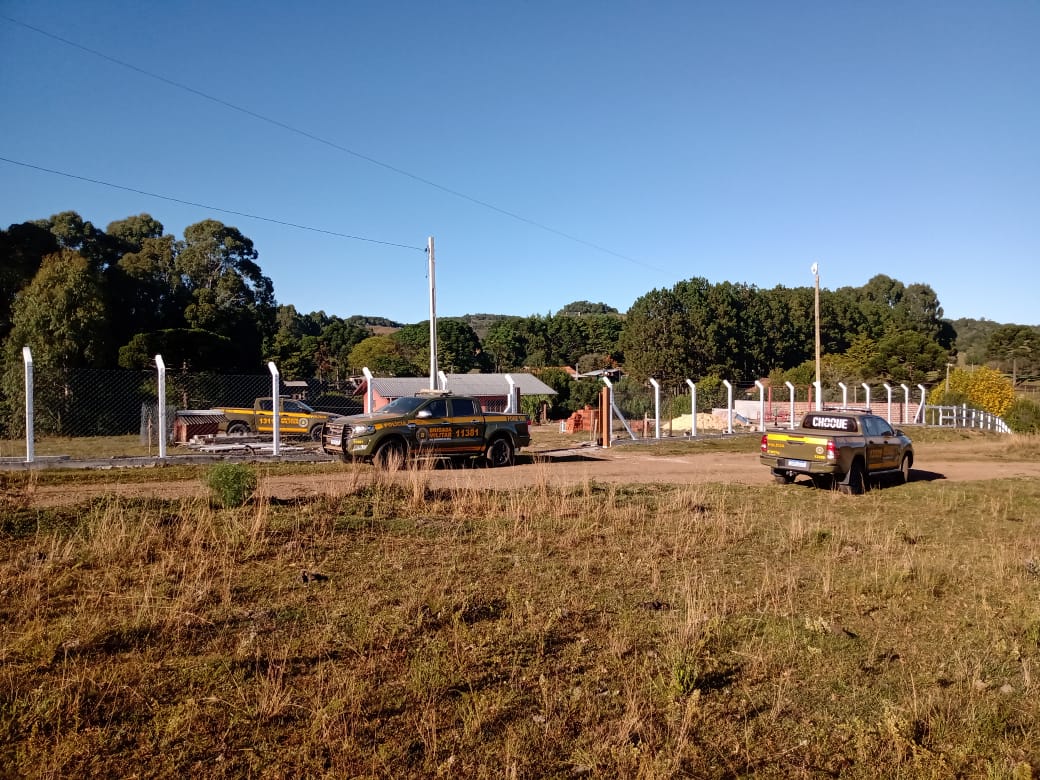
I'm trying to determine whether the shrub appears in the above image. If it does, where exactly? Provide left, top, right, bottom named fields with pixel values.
left=929, top=366, right=1015, bottom=416
left=1005, top=397, right=1040, bottom=434
left=205, top=463, right=257, bottom=507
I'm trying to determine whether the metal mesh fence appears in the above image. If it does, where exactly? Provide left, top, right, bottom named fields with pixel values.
left=2, top=361, right=1010, bottom=463
left=1, top=366, right=367, bottom=460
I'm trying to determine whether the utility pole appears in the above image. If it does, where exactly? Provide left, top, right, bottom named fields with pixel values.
left=812, top=262, right=821, bottom=411
left=427, top=236, right=438, bottom=389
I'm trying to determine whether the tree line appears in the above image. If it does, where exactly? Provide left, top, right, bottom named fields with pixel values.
left=3, top=210, right=1039, bottom=433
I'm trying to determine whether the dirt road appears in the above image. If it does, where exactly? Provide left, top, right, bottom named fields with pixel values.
left=24, top=441, right=1040, bottom=507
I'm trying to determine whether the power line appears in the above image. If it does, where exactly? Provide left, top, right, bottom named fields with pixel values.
left=0, top=156, right=426, bottom=251
left=0, top=13, right=663, bottom=273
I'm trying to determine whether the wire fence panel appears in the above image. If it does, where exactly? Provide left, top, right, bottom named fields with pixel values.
left=0, top=366, right=369, bottom=460
left=3, top=363, right=1014, bottom=464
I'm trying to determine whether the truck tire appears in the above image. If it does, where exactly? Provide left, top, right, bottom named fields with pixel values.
left=309, top=423, right=325, bottom=441
left=485, top=436, right=515, bottom=468
left=374, top=438, right=406, bottom=470
left=839, top=458, right=866, bottom=495
left=226, top=421, right=249, bottom=435
left=899, top=454, right=911, bottom=484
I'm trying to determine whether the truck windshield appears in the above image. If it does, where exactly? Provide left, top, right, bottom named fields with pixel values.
left=376, top=396, right=427, bottom=414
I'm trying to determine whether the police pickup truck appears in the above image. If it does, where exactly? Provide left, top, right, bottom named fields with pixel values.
left=213, top=397, right=335, bottom=441
left=760, top=410, right=913, bottom=494
left=321, top=389, right=531, bottom=468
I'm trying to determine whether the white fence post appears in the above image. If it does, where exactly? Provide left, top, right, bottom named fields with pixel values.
left=268, top=361, right=281, bottom=456
left=916, top=384, right=927, bottom=423
left=722, top=380, right=734, bottom=434
left=685, top=379, right=697, bottom=438
left=813, top=380, right=822, bottom=411
left=648, top=378, right=661, bottom=439
left=438, top=370, right=449, bottom=391
left=861, top=383, right=871, bottom=412
left=22, top=346, right=34, bottom=464
left=363, top=367, right=375, bottom=413
left=155, top=354, right=167, bottom=459
left=755, top=380, right=766, bottom=432
left=838, top=381, right=848, bottom=409
left=883, top=383, right=893, bottom=424
left=505, top=374, right=517, bottom=414
left=900, top=384, right=910, bottom=424
left=785, top=381, right=796, bottom=430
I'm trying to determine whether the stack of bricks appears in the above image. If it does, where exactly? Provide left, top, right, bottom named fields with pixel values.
left=564, top=405, right=596, bottom=433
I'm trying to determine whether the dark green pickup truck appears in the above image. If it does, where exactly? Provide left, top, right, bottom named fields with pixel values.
left=321, top=389, right=531, bottom=468
left=760, top=410, right=914, bottom=494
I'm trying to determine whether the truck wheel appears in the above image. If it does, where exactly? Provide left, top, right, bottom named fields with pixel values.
left=839, top=459, right=866, bottom=495
left=899, top=455, right=911, bottom=484
left=485, top=437, right=515, bottom=468
left=772, top=470, right=795, bottom=485
left=227, top=421, right=249, bottom=435
left=309, top=423, right=325, bottom=441
left=374, top=439, right=406, bottom=470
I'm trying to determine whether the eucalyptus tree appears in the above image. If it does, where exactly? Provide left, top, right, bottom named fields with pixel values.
left=176, top=220, right=276, bottom=368
left=1, top=249, right=110, bottom=433
left=0, top=221, right=59, bottom=342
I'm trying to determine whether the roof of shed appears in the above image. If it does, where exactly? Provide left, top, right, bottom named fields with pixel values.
left=362, top=373, right=556, bottom=398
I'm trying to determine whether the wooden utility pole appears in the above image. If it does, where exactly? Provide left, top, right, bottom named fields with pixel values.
left=812, top=262, right=821, bottom=411
left=428, top=236, right=437, bottom=389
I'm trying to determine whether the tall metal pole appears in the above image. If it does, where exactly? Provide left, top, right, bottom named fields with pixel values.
left=155, top=354, right=167, bottom=459
left=23, top=346, right=34, bottom=464
left=428, top=236, right=438, bottom=390
left=268, top=361, right=281, bottom=456
left=812, top=263, right=822, bottom=411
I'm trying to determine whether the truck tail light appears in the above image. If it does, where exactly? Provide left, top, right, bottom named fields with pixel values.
left=760, top=434, right=768, bottom=453
left=827, top=440, right=836, bottom=460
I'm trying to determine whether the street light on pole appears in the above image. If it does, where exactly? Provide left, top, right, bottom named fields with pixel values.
left=811, top=262, right=821, bottom=411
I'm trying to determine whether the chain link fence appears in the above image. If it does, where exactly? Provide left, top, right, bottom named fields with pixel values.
left=1, top=363, right=365, bottom=461
left=2, top=359, right=1012, bottom=464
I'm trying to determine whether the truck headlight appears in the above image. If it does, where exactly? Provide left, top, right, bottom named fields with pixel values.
left=350, top=424, right=375, bottom=437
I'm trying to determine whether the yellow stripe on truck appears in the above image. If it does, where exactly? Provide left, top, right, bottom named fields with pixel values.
left=768, top=434, right=829, bottom=445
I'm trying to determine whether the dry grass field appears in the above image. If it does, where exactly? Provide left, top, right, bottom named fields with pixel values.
left=1, top=431, right=1039, bottom=778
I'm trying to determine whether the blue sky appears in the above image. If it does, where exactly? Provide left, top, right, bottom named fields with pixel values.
left=2, top=2, right=1038, bottom=326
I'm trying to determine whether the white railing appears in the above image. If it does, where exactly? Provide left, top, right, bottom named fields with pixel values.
left=920, top=404, right=1011, bottom=433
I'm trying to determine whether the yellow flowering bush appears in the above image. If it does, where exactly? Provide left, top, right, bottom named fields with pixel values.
left=928, top=366, right=1014, bottom=417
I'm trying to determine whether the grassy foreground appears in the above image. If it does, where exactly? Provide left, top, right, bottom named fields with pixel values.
left=2, top=468, right=1039, bottom=777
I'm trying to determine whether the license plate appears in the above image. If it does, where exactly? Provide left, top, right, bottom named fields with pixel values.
left=328, top=437, right=341, bottom=447
left=786, top=459, right=808, bottom=468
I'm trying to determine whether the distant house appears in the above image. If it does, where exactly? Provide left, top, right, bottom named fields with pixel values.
left=283, top=380, right=310, bottom=400
left=354, top=373, right=556, bottom=413
left=575, top=367, right=622, bottom=381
